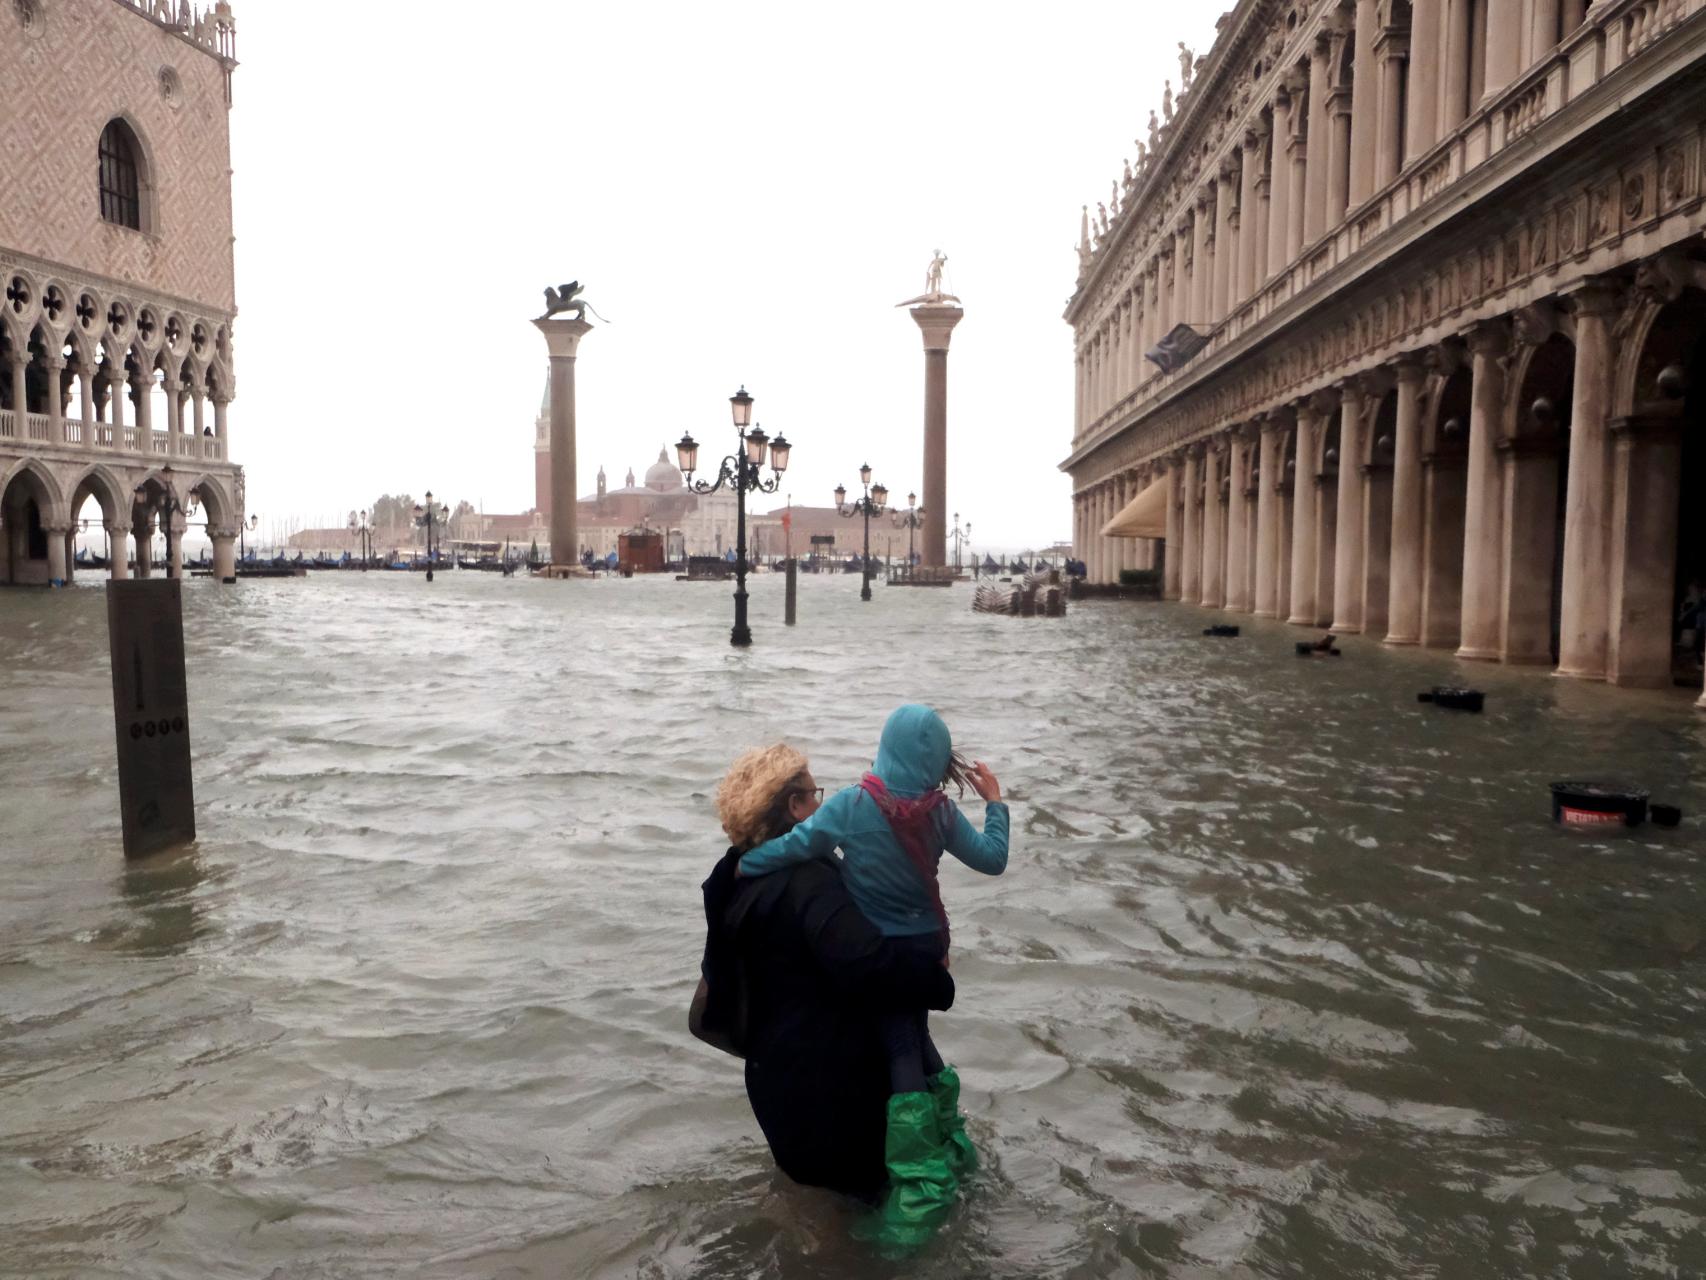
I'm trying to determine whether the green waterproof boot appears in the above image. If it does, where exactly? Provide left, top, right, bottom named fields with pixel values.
left=853, top=1091, right=958, bottom=1251
left=928, top=1065, right=979, bottom=1176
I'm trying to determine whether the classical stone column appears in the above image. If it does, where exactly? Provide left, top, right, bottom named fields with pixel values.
left=190, top=387, right=206, bottom=457
left=135, top=370, right=154, bottom=452
left=44, top=356, right=65, bottom=445
left=78, top=366, right=96, bottom=450
left=1191, top=194, right=1213, bottom=325
left=1332, top=383, right=1368, bottom=631
left=1238, top=130, right=1265, bottom=302
left=107, top=362, right=126, bottom=441
left=105, top=523, right=130, bottom=579
left=1458, top=323, right=1509, bottom=660
left=1350, top=0, right=1380, bottom=205
left=45, top=523, right=69, bottom=586
left=1213, top=168, right=1237, bottom=322
left=1420, top=447, right=1467, bottom=649
left=1556, top=284, right=1620, bottom=679
left=532, top=314, right=594, bottom=568
left=1288, top=405, right=1321, bottom=625
left=1362, top=452, right=1394, bottom=638
left=1202, top=446, right=1224, bottom=607
left=1326, top=88, right=1353, bottom=229
left=1385, top=359, right=1427, bottom=644
left=1440, top=0, right=1472, bottom=139
left=1253, top=136, right=1273, bottom=286
left=212, top=395, right=230, bottom=459
left=1483, top=0, right=1522, bottom=102
left=1267, top=91, right=1294, bottom=279
left=1499, top=437, right=1562, bottom=663
left=1407, top=0, right=1442, bottom=158
left=1607, top=414, right=1683, bottom=687
left=1285, top=75, right=1310, bottom=265
left=1173, top=226, right=1193, bottom=330
left=167, top=507, right=186, bottom=578
left=1227, top=430, right=1252, bottom=612
left=133, top=515, right=153, bottom=578
left=1163, top=461, right=1182, bottom=600
left=1304, top=39, right=1333, bottom=244
left=1254, top=421, right=1283, bottom=617
left=9, top=357, right=26, bottom=435
left=211, top=529, right=237, bottom=583
left=1376, top=33, right=1409, bottom=188
left=1181, top=448, right=1203, bottom=603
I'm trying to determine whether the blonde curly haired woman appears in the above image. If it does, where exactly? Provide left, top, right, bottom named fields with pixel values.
left=693, top=743, right=955, bottom=1204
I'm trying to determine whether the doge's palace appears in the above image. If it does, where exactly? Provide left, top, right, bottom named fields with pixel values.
left=1065, top=0, right=1706, bottom=703
left=1, top=0, right=242, bottom=585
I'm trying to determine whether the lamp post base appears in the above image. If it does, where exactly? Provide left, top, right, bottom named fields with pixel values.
left=730, top=625, right=753, bottom=647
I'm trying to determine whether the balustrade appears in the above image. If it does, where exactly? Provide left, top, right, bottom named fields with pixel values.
left=123, top=427, right=139, bottom=450
left=0, top=409, right=12, bottom=439
left=26, top=413, right=49, bottom=442
left=151, top=430, right=169, bottom=455
left=64, top=421, right=83, bottom=446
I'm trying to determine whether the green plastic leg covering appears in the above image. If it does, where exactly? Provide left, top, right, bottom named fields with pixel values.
left=928, top=1065, right=979, bottom=1175
left=852, top=1091, right=958, bottom=1251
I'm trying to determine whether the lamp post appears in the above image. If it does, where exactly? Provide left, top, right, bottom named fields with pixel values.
left=892, top=491, right=925, bottom=567
left=676, top=386, right=791, bottom=647
left=413, top=490, right=448, bottom=583
left=239, top=512, right=256, bottom=564
left=836, top=464, right=888, bottom=602
left=136, top=466, right=199, bottom=579
left=348, top=509, right=373, bottom=570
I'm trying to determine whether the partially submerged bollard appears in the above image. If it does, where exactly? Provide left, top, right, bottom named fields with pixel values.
left=785, top=559, right=797, bottom=627
left=106, top=580, right=196, bottom=858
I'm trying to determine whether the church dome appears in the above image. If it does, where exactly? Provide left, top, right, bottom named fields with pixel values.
left=645, top=447, right=685, bottom=492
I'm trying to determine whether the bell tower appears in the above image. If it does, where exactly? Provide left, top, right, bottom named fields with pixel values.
left=533, top=367, right=551, bottom=517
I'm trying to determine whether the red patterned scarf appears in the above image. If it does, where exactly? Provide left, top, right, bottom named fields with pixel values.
left=859, top=772, right=950, bottom=943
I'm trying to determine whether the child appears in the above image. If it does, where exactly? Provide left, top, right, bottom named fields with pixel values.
left=737, top=703, right=1008, bottom=1244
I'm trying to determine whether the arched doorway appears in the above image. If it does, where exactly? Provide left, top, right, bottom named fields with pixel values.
left=1, top=462, right=64, bottom=586
left=1502, top=333, right=1574, bottom=664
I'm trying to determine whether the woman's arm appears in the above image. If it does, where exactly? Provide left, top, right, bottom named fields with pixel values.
left=794, top=864, right=955, bottom=1012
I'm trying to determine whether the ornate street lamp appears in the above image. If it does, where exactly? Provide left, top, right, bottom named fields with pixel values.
left=240, top=512, right=257, bottom=564
left=837, top=464, right=888, bottom=602
left=677, top=385, right=790, bottom=646
left=413, top=490, right=449, bottom=583
left=892, top=490, right=925, bottom=567
left=348, top=508, right=373, bottom=570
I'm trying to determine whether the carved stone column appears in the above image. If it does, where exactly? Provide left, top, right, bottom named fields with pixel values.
left=1173, top=224, right=1193, bottom=330
left=1254, top=420, right=1283, bottom=617
left=1349, top=0, right=1380, bottom=205
left=1181, top=448, right=1203, bottom=603
left=1202, top=444, right=1224, bottom=607
left=1376, top=30, right=1410, bottom=189
left=1285, top=71, right=1310, bottom=265
left=1556, top=283, right=1621, bottom=679
left=909, top=304, right=963, bottom=569
left=1287, top=403, right=1322, bottom=626
left=1163, top=459, right=1182, bottom=601
left=1226, top=429, right=1253, bottom=612
left=1304, top=38, right=1333, bottom=244
left=1458, top=322, right=1510, bottom=660
left=105, top=522, right=130, bottom=579
left=43, top=356, right=65, bottom=445
left=1482, top=0, right=1523, bottom=104
left=1499, top=436, right=1563, bottom=664
left=44, top=523, right=69, bottom=586
left=1191, top=192, right=1213, bottom=325
left=1607, top=413, right=1683, bottom=687
left=1237, top=132, right=1264, bottom=303
left=1332, top=381, right=1368, bottom=632
left=1385, top=358, right=1428, bottom=645
left=1440, top=0, right=1472, bottom=139
left=1406, top=0, right=1442, bottom=159
left=1213, top=167, right=1237, bottom=322
left=77, top=365, right=96, bottom=450
left=1268, top=89, right=1295, bottom=279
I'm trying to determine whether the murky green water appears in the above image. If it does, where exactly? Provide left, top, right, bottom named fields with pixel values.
left=2, top=572, right=1703, bottom=1278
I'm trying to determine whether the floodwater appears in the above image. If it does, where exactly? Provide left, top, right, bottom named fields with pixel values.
left=2, top=571, right=1704, bottom=1279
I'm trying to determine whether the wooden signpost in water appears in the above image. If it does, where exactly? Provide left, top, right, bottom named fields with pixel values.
left=106, top=580, right=196, bottom=858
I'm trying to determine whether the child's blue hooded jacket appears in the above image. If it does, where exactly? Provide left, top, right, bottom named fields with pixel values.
left=737, top=705, right=1009, bottom=937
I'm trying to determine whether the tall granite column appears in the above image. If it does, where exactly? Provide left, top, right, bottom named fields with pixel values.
left=531, top=315, right=593, bottom=569
left=1458, top=322, right=1509, bottom=660
left=1385, top=359, right=1428, bottom=644
left=910, top=304, right=964, bottom=568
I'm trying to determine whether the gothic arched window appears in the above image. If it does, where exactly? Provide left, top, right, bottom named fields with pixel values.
left=98, top=119, right=143, bottom=230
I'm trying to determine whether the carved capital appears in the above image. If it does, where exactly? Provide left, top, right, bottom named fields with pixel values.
left=1466, top=318, right=1512, bottom=358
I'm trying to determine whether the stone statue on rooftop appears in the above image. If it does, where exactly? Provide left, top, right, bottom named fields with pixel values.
left=1179, top=42, right=1194, bottom=91
left=1148, top=111, right=1160, bottom=150
left=1163, top=80, right=1174, bottom=121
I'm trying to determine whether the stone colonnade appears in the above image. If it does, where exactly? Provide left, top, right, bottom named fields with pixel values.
left=1075, top=253, right=1706, bottom=702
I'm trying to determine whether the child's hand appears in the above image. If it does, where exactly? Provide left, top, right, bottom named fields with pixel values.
left=969, top=761, right=1001, bottom=803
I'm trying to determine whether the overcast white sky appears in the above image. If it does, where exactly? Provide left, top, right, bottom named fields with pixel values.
left=229, top=2, right=1224, bottom=552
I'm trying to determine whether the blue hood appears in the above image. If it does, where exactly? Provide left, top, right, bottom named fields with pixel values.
left=871, top=704, right=951, bottom=798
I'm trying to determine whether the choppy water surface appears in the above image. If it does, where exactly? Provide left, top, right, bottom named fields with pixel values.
left=2, top=571, right=1704, bottom=1279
